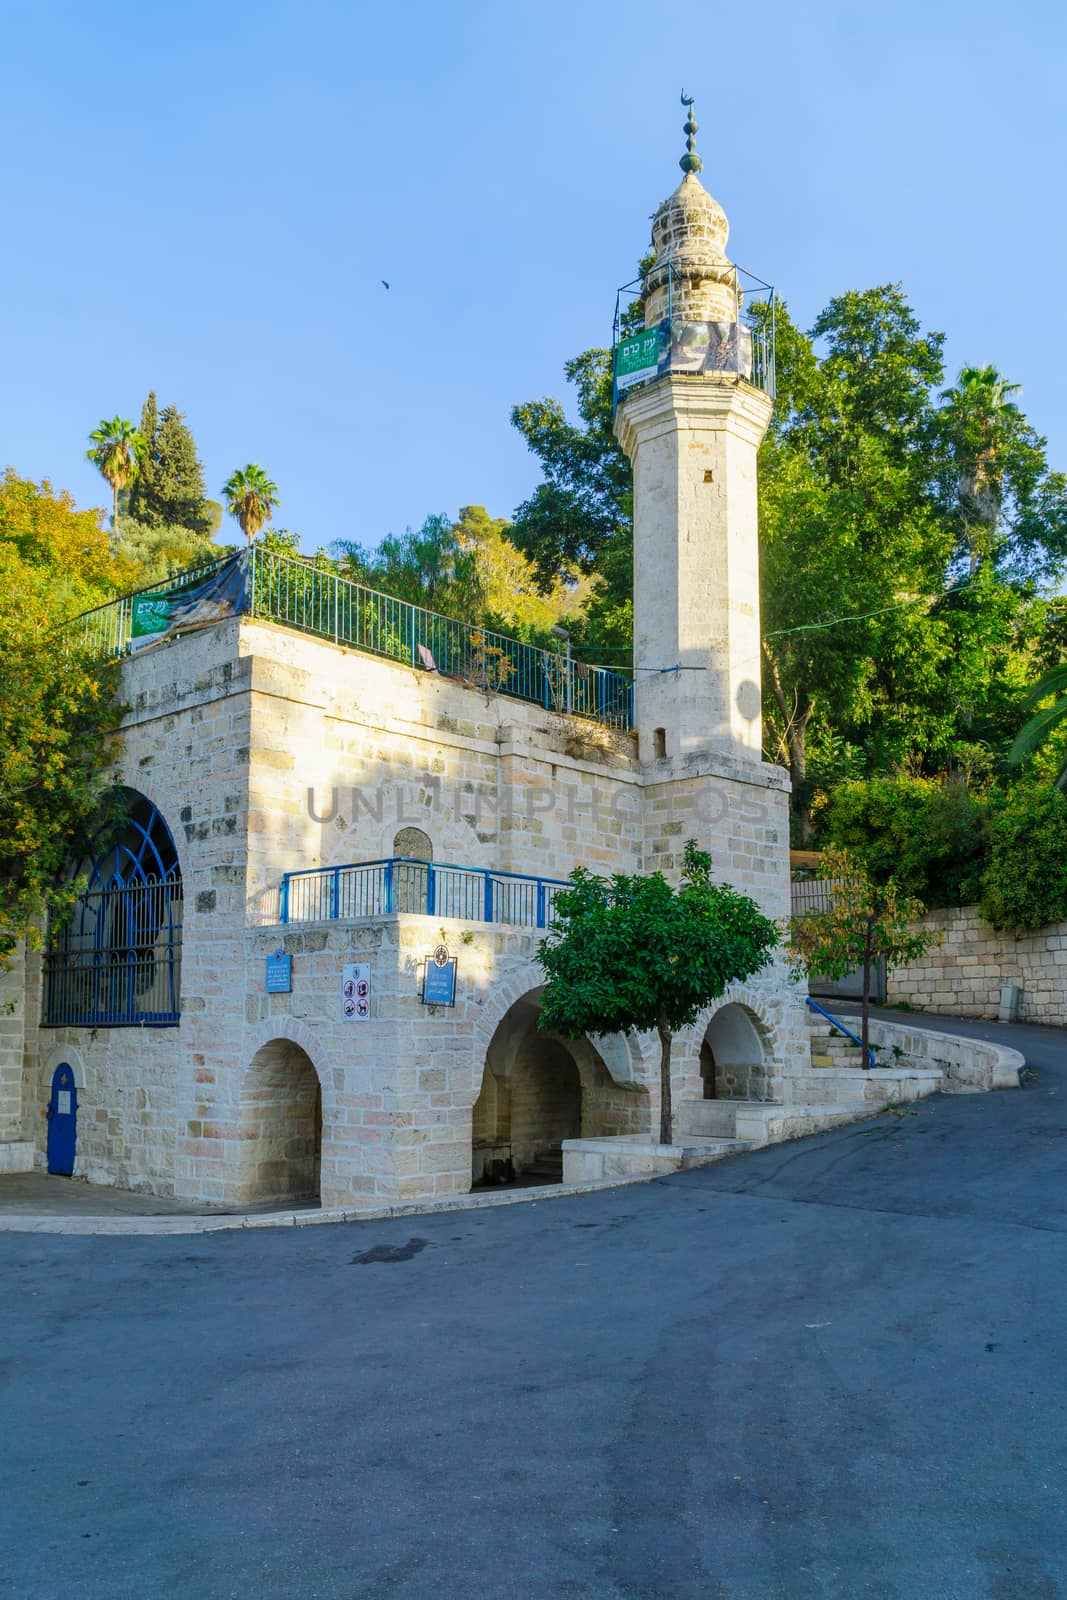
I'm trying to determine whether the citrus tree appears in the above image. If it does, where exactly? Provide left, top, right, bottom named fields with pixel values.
left=791, top=845, right=938, bottom=1061
left=537, top=841, right=779, bottom=1145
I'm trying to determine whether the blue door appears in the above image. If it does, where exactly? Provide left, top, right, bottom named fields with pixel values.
left=46, top=1064, right=77, bottom=1176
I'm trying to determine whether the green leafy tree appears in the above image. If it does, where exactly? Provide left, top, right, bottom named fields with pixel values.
left=537, top=841, right=779, bottom=1145
left=1009, top=663, right=1067, bottom=789
left=127, top=395, right=214, bottom=537
left=824, top=776, right=989, bottom=908
left=86, top=417, right=145, bottom=536
left=508, top=285, right=1067, bottom=827
left=791, top=846, right=938, bottom=1061
left=223, top=464, right=279, bottom=544
left=509, top=348, right=634, bottom=647
left=452, top=505, right=596, bottom=641
left=0, top=468, right=132, bottom=608
left=335, top=513, right=485, bottom=618
left=979, top=785, right=1067, bottom=933
left=937, top=365, right=1067, bottom=584
left=759, top=289, right=952, bottom=825
left=0, top=503, right=126, bottom=962
left=113, top=520, right=230, bottom=588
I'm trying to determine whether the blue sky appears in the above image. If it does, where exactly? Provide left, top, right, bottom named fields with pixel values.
left=3, top=0, right=1065, bottom=554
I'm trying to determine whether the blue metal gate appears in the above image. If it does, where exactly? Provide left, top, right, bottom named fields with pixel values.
left=46, top=1064, right=77, bottom=1176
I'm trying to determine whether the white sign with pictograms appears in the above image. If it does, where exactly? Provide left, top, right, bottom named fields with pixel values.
left=341, top=962, right=371, bottom=1022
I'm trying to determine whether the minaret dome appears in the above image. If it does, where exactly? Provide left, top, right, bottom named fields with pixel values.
left=643, top=97, right=737, bottom=328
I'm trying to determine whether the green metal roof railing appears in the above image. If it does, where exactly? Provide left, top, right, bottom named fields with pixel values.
left=73, top=549, right=635, bottom=731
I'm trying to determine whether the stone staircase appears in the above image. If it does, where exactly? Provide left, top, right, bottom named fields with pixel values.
left=523, top=1147, right=565, bottom=1183
left=670, top=1007, right=944, bottom=1156
left=799, top=1009, right=941, bottom=1109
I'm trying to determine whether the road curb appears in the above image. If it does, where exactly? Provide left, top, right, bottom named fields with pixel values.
left=0, top=1169, right=659, bottom=1236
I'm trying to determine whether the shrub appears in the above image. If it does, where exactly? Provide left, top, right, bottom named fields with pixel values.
left=824, top=777, right=988, bottom=907
left=979, top=785, right=1067, bottom=934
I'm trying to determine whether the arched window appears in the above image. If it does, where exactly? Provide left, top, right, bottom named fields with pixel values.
left=43, top=791, right=183, bottom=1027
left=392, top=827, right=432, bottom=914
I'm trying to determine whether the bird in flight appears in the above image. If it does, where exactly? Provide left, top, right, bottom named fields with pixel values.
left=381, top=279, right=390, bottom=289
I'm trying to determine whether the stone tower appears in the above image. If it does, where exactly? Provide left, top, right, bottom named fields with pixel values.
left=614, top=100, right=773, bottom=763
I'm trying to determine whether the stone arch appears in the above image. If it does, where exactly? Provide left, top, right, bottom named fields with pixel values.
left=701, top=1001, right=771, bottom=1101
left=392, top=825, right=433, bottom=914
left=237, top=1037, right=323, bottom=1205
left=107, top=769, right=191, bottom=877
left=587, top=1031, right=641, bottom=1088
left=471, top=986, right=650, bottom=1185
left=42, top=1043, right=87, bottom=1090
left=393, top=825, right=432, bottom=861
left=43, top=786, right=184, bottom=1028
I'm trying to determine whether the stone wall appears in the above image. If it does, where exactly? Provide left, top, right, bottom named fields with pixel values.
left=15, top=614, right=808, bottom=1206
left=30, top=1025, right=183, bottom=1192
left=888, top=905, right=1067, bottom=1027
left=0, top=942, right=26, bottom=1144
left=509, top=1037, right=580, bottom=1170
left=0, top=944, right=32, bottom=1171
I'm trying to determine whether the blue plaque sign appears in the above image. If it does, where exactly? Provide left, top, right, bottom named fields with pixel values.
left=422, top=958, right=457, bottom=1007
left=265, top=950, right=292, bottom=994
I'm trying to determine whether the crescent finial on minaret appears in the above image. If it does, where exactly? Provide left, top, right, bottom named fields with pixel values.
left=679, top=91, right=702, bottom=175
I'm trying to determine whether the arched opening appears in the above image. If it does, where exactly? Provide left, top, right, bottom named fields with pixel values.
left=239, top=1040, right=322, bottom=1205
left=43, top=789, right=183, bottom=1027
left=702, top=1003, right=768, bottom=1101
left=473, top=993, right=643, bottom=1187
left=392, top=826, right=433, bottom=914
left=473, top=1031, right=581, bottom=1186
left=511, top=1036, right=581, bottom=1177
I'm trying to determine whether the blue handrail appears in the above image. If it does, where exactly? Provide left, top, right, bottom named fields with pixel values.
left=280, top=857, right=569, bottom=932
left=806, top=996, right=876, bottom=1070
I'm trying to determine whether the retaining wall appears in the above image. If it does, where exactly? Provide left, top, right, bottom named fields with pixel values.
left=888, top=906, right=1067, bottom=1027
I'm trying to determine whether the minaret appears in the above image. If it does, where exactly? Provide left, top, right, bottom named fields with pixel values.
left=614, top=98, right=773, bottom=762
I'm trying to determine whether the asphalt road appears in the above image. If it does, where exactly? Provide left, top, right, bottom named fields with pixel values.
left=3, top=1011, right=1066, bottom=1600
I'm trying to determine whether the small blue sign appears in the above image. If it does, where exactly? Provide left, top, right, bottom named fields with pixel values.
left=422, top=958, right=457, bottom=1007
left=266, top=951, right=292, bottom=994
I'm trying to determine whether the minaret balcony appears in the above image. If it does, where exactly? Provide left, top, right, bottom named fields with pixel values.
left=612, top=263, right=776, bottom=413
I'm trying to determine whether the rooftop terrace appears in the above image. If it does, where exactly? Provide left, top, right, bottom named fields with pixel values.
left=75, top=548, right=634, bottom=731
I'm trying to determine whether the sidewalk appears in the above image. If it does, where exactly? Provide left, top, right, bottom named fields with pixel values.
left=0, top=1171, right=261, bottom=1219
left=0, top=1167, right=649, bottom=1235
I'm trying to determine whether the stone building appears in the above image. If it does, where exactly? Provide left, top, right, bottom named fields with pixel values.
left=0, top=111, right=817, bottom=1207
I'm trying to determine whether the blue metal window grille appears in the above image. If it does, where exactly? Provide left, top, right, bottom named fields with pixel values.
left=281, top=858, right=568, bottom=932
left=43, top=794, right=183, bottom=1027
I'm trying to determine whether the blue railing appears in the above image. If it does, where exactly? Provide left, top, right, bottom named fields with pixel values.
left=74, top=550, right=634, bottom=731
left=280, top=857, right=569, bottom=930
left=806, top=996, right=876, bottom=1070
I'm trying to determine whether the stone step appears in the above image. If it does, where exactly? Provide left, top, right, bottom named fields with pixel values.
left=677, top=1101, right=738, bottom=1138
left=562, top=1135, right=754, bottom=1184
left=524, top=1148, right=564, bottom=1180
left=791, top=1068, right=942, bottom=1108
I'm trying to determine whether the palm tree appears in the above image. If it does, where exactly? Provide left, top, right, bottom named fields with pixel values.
left=939, top=365, right=1022, bottom=574
left=1010, top=665, right=1067, bottom=790
left=86, top=417, right=146, bottom=536
left=222, top=465, right=279, bottom=544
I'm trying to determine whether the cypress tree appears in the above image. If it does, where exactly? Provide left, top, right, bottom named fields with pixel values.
left=125, top=392, right=159, bottom=524
left=125, top=395, right=212, bottom=536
